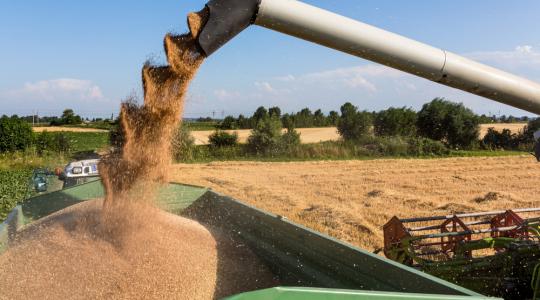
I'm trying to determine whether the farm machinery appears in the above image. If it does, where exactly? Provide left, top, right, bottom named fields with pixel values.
left=383, top=209, right=540, bottom=299
left=184, top=0, right=540, bottom=298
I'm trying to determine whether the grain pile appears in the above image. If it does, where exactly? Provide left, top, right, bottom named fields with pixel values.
left=0, top=9, right=276, bottom=300
left=0, top=200, right=275, bottom=299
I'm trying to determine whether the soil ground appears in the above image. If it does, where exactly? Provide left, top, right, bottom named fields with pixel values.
left=171, top=155, right=539, bottom=251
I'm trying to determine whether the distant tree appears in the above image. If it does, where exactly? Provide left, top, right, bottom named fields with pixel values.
left=269, top=106, right=282, bottom=118
left=337, top=102, right=373, bottom=141
left=482, top=128, right=519, bottom=150
left=281, top=113, right=294, bottom=129
left=220, top=116, right=237, bottom=130
left=477, top=114, right=494, bottom=124
left=327, top=111, right=339, bottom=126
left=60, top=109, right=82, bottom=125
left=523, top=117, right=540, bottom=143
left=280, top=127, right=301, bottom=151
left=295, top=108, right=314, bottom=128
left=313, top=109, right=327, bottom=127
left=247, top=116, right=282, bottom=154
left=237, top=114, right=250, bottom=129
left=0, top=115, right=34, bottom=152
left=209, top=130, right=238, bottom=147
left=417, top=98, right=479, bottom=149
left=197, top=117, right=214, bottom=122
left=252, top=106, right=269, bottom=123
left=374, top=107, right=417, bottom=137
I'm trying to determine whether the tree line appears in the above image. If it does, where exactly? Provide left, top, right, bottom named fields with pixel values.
left=170, top=98, right=540, bottom=163
left=215, top=98, right=538, bottom=151
left=3, top=98, right=539, bottom=157
left=218, top=103, right=531, bottom=132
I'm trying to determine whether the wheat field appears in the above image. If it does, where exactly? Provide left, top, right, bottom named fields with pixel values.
left=191, top=123, right=526, bottom=145
left=191, top=127, right=340, bottom=145
left=171, top=155, right=540, bottom=251
left=33, top=127, right=108, bottom=133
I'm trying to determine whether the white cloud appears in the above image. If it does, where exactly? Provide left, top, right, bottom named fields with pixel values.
left=254, top=81, right=276, bottom=93
left=466, top=45, right=540, bottom=69
left=13, top=78, right=104, bottom=101
left=516, top=45, right=533, bottom=54
left=0, top=78, right=116, bottom=117
left=283, top=64, right=404, bottom=94
left=187, top=45, right=540, bottom=117
left=213, top=89, right=240, bottom=100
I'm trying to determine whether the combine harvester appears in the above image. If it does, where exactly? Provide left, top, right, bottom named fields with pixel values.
left=3, top=0, right=540, bottom=299
left=384, top=209, right=540, bottom=299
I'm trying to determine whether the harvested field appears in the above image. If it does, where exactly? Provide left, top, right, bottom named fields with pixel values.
left=479, top=123, right=526, bottom=137
left=171, top=155, right=540, bottom=251
left=191, top=127, right=340, bottom=145
left=33, top=126, right=108, bottom=133
left=191, top=124, right=527, bottom=145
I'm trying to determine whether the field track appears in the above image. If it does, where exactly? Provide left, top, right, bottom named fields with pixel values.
left=171, top=155, right=539, bottom=251
left=191, top=123, right=527, bottom=145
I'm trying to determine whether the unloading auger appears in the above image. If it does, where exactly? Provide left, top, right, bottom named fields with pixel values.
left=189, top=0, right=540, bottom=116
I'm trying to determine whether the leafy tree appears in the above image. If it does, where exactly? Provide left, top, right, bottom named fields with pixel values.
left=337, top=102, right=373, bottom=141
left=374, top=107, right=417, bottom=137
left=252, top=106, right=269, bottom=124
left=269, top=106, right=282, bottom=118
left=313, top=109, right=327, bottom=127
left=209, top=130, right=238, bottom=147
left=295, top=108, right=314, bottom=128
left=247, top=116, right=282, bottom=154
left=281, top=113, right=294, bottom=130
left=482, top=128, right=519, bottom=150
left=237, top=114, right=250, bottom=129
left=523, top=117, right=540, bottom=143
left=197, top=117, right=213, bottom=122
left=60, top=109, right=82, bottom=125
left=35, top=131, right=71, bottom=154
left=478, top=114, right=495, bottom=124
left=280, top=127, right=301, bottom=151
left=0, top=115, right=34, bottom=152
left=220, top=116, right=237, bottom=130
left=417, top=98, right=479, bottom=149
left=172, top=125, right=196, bottom=161
left=327, top=111, right=339, bottom=126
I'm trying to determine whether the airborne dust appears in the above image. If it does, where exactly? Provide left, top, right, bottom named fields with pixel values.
left=0, top=10, right=275, bottom=300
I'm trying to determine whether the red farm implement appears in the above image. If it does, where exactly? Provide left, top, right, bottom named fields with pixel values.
left=383, top=208, right=540, bottom=299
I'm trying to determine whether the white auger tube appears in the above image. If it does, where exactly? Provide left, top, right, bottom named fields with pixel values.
left=254, top=0, right=540, bottom=115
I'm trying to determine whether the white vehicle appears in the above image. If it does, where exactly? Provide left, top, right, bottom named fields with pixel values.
left=61, top=159, right=100, bottom=188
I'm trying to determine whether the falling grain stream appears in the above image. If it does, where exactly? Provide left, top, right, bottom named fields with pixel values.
left=0, top=10, right=275, bottom=300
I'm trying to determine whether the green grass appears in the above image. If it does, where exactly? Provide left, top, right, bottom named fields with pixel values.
left=63, top=132, right=110, bottom=152
left=178, top=142, right=529, bottom=164
left=449, top=150, right=530, bottom=158
left=0, top=169, right=32, bottom=221
left=184, top=121, right=218, bottom=131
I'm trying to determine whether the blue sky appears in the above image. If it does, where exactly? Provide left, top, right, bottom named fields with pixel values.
left=1, top=0, right=539, bottom=119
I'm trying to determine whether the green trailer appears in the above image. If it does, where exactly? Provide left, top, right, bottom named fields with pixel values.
left=0, top=181, right=499, bottom=300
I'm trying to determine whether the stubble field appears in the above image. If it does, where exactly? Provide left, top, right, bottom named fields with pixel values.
left=171, top=155, right=539, bottom=251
